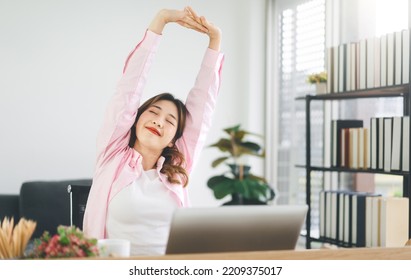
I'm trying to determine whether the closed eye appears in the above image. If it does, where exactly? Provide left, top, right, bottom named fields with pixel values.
left=148, top=110, right=158, bottom=115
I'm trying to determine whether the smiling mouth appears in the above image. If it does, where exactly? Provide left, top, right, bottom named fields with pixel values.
left=146, top=127, right=161, bottom=136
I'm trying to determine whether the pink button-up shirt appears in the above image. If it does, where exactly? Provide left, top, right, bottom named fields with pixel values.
left=83, top=30, right=224, bottom=239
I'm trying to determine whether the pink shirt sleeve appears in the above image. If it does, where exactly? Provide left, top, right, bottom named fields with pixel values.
left=95, top=30, right=161, bottom=170
left=176, top=48, right=225, bottom=173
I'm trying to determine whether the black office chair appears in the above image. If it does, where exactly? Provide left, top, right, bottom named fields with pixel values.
left=67, top=184, right=91, bottom=230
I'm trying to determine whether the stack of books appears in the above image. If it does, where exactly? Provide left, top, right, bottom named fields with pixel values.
left=326, top=29, right=410, bottom=94
left=319, top=190, right=409, bottom=248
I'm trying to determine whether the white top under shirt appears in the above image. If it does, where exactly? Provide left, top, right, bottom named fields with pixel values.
left=106, top=169, right=179, bottom=256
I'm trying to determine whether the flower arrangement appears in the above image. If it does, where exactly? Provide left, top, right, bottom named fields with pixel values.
left=28, top=225, right=99, bottom=258
left=307, top=71, right=327, bottom=84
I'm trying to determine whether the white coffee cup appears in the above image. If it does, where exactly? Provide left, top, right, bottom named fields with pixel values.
left=97, top=239, right=131, bottom=257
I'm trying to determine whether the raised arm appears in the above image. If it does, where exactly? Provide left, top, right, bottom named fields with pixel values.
left=175, top=8, right=225, bottom=173
left=95, top=7, right=209, bottom=167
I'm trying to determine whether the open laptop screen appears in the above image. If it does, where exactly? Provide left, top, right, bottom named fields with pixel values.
left=165, top=205, right=308, bottom=254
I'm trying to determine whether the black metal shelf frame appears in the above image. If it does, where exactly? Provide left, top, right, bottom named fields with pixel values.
left=300, top=88, right=411, bottom=249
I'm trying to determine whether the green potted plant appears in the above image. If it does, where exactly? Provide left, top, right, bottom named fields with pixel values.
left=307, top=71, right=327, bottom=94
left=207, top=124, right=275, bottom=205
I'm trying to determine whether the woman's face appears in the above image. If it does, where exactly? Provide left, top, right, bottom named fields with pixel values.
left=134, top=99, right=179, bottom=153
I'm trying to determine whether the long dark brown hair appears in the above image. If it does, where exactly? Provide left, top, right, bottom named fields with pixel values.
left=128, top=93, right=189, bottom=187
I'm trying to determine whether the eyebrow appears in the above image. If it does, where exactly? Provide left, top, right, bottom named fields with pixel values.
left=151, top=105, right=177, bottom=121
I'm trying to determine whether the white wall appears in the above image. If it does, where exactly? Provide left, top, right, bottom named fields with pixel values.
left=0, top=0, right=267, bottom=206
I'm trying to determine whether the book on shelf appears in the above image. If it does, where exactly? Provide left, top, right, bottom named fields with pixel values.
left=359, top=39, right=367, bottom=90
left=352, top=192, right=370, bottom=247
left=383, top=117, right=393, bottom=172
left=402, top=29, right=410, bottom=84
left=330, top=191, right=340, bottom=241
left=325, top=191, right=332, bottom=240
left=358, top=128, right=365, bottom=169
left=390, top=116, right=402, bottom=171
left=326, top=47, right=334, bottom=93
left=373, top=36, right=381, bottom=88
left=402, top=116, right=410, bottom=172
left=365, top=194, right=382, bottom=247
left=362, top=128, right=369, bottom=169
left=378, top=117, right=384, bottom=170
left=333, top=45, right=339, bottom=93
left=342, top=192, right=353, bottom=245
left=380, top=34, right=387, bottom=87
left=387, top=32, right=395, bottom=86
left=380, top=197, right=409, bottom=247
left=350, top=42, right=357, bottom=91
left=370, top=196, right=382, bottom=247
left=341, top=128, right=349, bottom=168
left=394, top=31, right=403, bottom=85
left=350, top=127, right=368, bottom=169
left=366, top=37, right=375, bottom=88
left=349, top=128, right=359, bottom=169
left=345, top=43, right=352, bottom=91
left=355, top=42, right=361, bottom=90
left=366, top=127, right=371, bottom=169
left=370, top=117, right=378, bottom=169
left=331, top=119, right=363, bottom=168
left=338, top=191, right=346, bottom=243
left=339, top=44, right=347, bottom=92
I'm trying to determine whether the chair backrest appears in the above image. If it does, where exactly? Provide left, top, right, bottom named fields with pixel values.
left=67, top=184, right=91, bottom=230
left=20, top=179, right=92, bottom=238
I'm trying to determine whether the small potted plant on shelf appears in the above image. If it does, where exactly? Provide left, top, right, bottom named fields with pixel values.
left=207, top=124, right=275, bottom=205
left=307, top=71, right=327, bottom=94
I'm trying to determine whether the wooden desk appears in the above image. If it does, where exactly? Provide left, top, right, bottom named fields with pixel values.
left=128, top=247, right=411, bottom=260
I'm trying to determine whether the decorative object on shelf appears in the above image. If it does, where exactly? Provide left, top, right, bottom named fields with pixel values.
left=28, top=225, right=99, bottom=259
left=207, top=124, right=275, bottom=205
left=0, top=217, right=36, bottom=259
left=307, top=71, right=327, bottom=94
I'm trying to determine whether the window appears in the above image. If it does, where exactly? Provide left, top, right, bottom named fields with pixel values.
left=273, top=0, right=326, bottom=209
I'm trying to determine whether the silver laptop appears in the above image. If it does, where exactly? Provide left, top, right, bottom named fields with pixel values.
left=165, top=204, right=308, bottom=254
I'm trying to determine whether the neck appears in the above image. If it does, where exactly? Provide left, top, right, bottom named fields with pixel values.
left=133, top=143, right=162, bottom=171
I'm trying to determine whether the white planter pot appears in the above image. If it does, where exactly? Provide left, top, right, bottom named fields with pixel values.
left=315, top=83, right=327, bottom=95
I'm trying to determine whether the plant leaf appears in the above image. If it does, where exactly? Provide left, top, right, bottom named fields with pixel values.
left=207, top=175, right=235, bottom=199
left=233, top=179, right=249, bottom=197
left=243, top=179, right=261, bottom=200
left=224, top=124, right=241, bottom=135
left=208, top=139, right=233, bottom=154
left=211, top=156, right=229, bottom=168
left=207, top=175, right=229, bottom=188
left=239, top=141, right=262, bottom=152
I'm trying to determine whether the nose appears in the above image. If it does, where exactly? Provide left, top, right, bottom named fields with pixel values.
left=152, top=120, right=162, bottom=128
